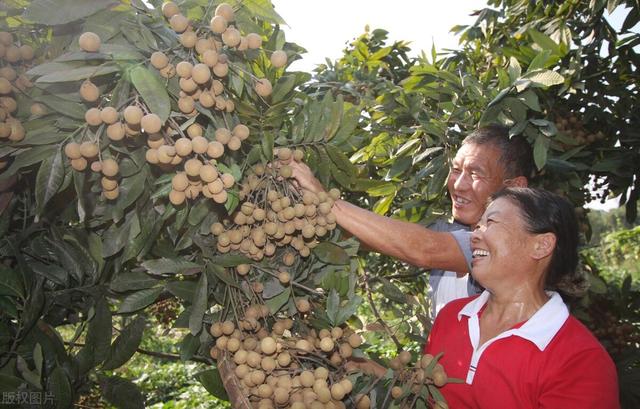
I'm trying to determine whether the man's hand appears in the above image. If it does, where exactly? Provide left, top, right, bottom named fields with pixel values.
left=345, top=357, right=387, bottom=378
left=288, top=160, right=326, bottom=194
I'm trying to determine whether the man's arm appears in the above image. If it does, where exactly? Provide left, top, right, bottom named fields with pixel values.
left=289, top=161, right=469, bottom=274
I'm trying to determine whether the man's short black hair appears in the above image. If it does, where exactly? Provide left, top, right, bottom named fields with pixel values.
left=462, top=125, right=535, bottom=179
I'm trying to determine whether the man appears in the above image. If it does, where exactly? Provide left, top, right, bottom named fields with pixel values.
left=289, top=125, right=534, bottom=317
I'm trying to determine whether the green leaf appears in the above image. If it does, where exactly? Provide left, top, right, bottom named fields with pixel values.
left=141, top=258, right=202, bottom=276
left=264, top=286, right=291, bottom=314
left=0, top=265, right=24, bottom=298
left=326, top=289, right=339, bottom=325
left=47, top=366, right=72, bottom=409
left=533, top=133, right=549, bottom=170
left=528, top=50, right=552, bottom=71
left=102, top=316, right=146, bottom=370
left=335, top=295, right=363, bottom=325
left=372, top=193, right=395, bottom=216
left=35, top=94, right=86, bottom=119
left=118, top=287, right=163, bottom=314
left=196, top=369, right=229, bottom=401
left=271, top=75, right=297, bottom=103
left=1, top=145, right=57, bottom=179
left=189, top=273, right=208, bottom=335
left=241, top=0, right=286, bottom=24
left=100, top=375, right=145, bottom=409
left=208, top=253, right=252, bottom=268
left=84, top=297, right=112, bottom=366
left=24, top=0, right=114, bottom=25
left=110, top=271, right=160, bottom=292
left=130, top=66, right=171, bottom=122
left=522, top=69, right=564, bottom=88
left=325, top=144, right=357, bottom=175
left=379, top=278, right=406, bottom=303
left=528, top=29, right=561, bottom=54
left=35, top=148, right=64, bottom=215
left=262, top=131, right=274, bottom=160
left=180, top=333, right=200, bottom=361
left=313, top=242, right=350, bottom=265
left=36, top=65, right=120, bottom=83
left=507, top=57, right=521, bottom=82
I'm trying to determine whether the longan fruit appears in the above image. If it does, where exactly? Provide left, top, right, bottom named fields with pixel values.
left=260, top=337, right=277, bottom=356
left=0, top=97, right=17, bottom=113
left=210, top=15, right=227, bottom=34
left=186, top=123, right=202, bottom=138
left=212, top=189, right=228, bottom=204
left=103, top=187, right=120, bottom=200
left=70, top=157, right=88, bottom=171
left=254, top=78, right=272, bottom=97
left=159, top=63, right=176, bottom=78
left=0, top=66, right=17, bottom=81
left=178, top=96, right=195, bottom=113
left=242, top=32, right=260, bottom=49
left=0, top=32, right=12, bottom=46
left=348, top=333, right=362, bottom=348
left=210, top=222, right=224, bottom=235
left=277, top=271, right=290, bottom=285
left=90, top=161, right=102, bottom=173
left=162, top=1, right=180, bottom=18
left=299, top=371, right=314, bottom=387
left=432, top=368, right=447, bottom=387
left=295, top=298, right=310, bottom=313
left=105, top=122, right=125, bottom=141
left=355, top=394, right=371, bottom=409
left=180, top=31, right=197, bottom=48
left=172, top=173, right=189, bottom=191
left=79, top=142, right=99, bottom=158
left=221, top=320, right=235, bottom=335
left=64, top=142, right=82, bottom=159
left=3, top=46, right=20, bottom=63
left=227, top=135, right=241, bottom=151
left=277, top=147, right=292, bottom=161
left=222, top=27, right=241, bottom=47
left=123, top=105, right=143, bottom=125
left=208, top=179, right=224, bottom=194
left=215, top=3, right=234, bottom=21
left=293, top=149, right=305, bottom=161
left=191, top=136, right=208, bottom=154
left=202, top=49, right=219, bottom=67
left=391, top=386, right=402, bottom=399
left=221, top=173, right=234, bottom=188
left=79, top=32, right=101, bottom=52
left=270, top=50, right=287, bottom=68
left=169, top=189, right=186, bottom=205
left=99, top=107, right=118, bottom=124
left=191, top=63, right=211, bottom=84
left=207, top=141, right=224, bottom=158
left=80, top=80, right=100, bottom=102
left=145, top=149, right=159, bottom=164
left=184, top=158, right=203, bottom=177
left=176, top=61, right=193, bottom=78
left=101, top=177, right=118, bottom=191
left=101, top=159, right=118, bottom=178
left=174, top=137, right=192, bottom=157
left=150, top=51, right=169, bottom=69
left=82, top=108, right=101, bottom=127
left=169, top=14, right=189, bottom=33
left=330, top=383, right=346, bottom=401
left=319, top=337, right=334, bottom=352
left=225, top=99, right=235, bottom=113
left=200, top=165, right=218, bottom=182
left=141, top=113, right=162, bottom=134
left=212, top=62, right=228, bottom=77
left=199, top=91, right=215, bottom=108
left=0, top=78, right=11, bottom=94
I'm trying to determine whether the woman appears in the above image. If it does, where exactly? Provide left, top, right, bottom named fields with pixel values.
left=425, top=187, right=619, bottom=408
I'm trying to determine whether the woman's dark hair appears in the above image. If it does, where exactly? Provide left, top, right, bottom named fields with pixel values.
left=463, top=125, right=535, bottom=179
left=490, top=187, right=579, bottom=290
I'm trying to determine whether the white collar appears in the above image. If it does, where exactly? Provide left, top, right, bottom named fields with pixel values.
left=458, top=290, right=569, bottom=351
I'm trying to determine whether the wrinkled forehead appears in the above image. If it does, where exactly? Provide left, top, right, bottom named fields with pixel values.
left=452, top=143, right=505, bottom=171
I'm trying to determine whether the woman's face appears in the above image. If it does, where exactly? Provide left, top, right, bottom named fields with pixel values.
left=470, top=197, right=537, bottom=289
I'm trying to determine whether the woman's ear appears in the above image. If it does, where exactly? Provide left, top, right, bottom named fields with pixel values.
left=532, top=232, right=556, bottom=260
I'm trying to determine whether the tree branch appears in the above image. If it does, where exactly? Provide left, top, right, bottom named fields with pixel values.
left=363, top=272, right=402, bottom=350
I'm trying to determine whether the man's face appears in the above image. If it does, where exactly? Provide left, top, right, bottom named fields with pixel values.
left=447, top=143, right=507, bottom=226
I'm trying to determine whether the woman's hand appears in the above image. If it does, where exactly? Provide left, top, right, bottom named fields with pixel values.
left=344, top=357, right=387, bottom=378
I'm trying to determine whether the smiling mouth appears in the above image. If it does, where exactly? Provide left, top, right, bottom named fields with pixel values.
left=472, top=249, right=489, bottom=258
left=454, top=196, right=471, bottom=206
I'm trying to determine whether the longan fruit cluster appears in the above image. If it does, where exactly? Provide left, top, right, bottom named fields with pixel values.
left=387, top=352, right=449, bottom=404
left=209, top=314, right=366, bottom=409
left=161, top=2, right=277, bottom=99
left=590, top=310, right=640, bottom=356
left=64, top=140, right=120, bottom=199
left=0, top=31, right=36, bottom=143
left=555, top=114, right=605, bottom=145
left=210, top=154, right=340, bottom=262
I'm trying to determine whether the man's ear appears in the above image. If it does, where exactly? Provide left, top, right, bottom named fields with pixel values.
left=505, top=176, right=528, bottom=188
left=532, top=232, right=556, bottom=260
